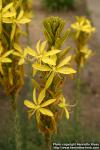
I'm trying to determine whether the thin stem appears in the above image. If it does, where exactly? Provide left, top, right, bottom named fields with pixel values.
left=26, top=24, right=31, bottom=46
left=45, top=133, right=52, bottom=150
left=11, top=94, right=23, bottom=150
left=73, top=65, right=81, bottom=139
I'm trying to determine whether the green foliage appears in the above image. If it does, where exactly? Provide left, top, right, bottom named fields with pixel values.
left=42, top=0, right=75, bottom=11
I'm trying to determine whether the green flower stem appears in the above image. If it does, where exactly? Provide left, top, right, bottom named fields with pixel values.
left=26, top=24, right=31, bottom=46
left=45, top=133, right=52, bottom=150
left=11, top=95, right=23, bottom=150
left=73, top=65, right=81, bottom=139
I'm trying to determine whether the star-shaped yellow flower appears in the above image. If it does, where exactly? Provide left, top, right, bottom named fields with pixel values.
left=24, top=88, right=56, bottom=123
left=10, top=8, right=31, bottom=40
left=13, top=43, right=28, bottom=65
left=58, top=96, right=70, bottom=120
left=26, top=40, right=61, bottom=65
left=0, top=1, right=16, bottom=33
left=32, top=55, right=76, bottom=89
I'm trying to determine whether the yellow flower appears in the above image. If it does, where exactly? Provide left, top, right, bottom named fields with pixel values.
left=10, top=8, right=31, bottom=40
left=24, top=88, right=56, bottom=123
left=0, top=42, right=13, bottom=74
left=26, top=40, right=61, bottom=65
left=32, top=55, right=76, bottom=89
left=13, top=43, right=28, bottom=65
left=0, top=1, right=16, bottom=34
left=71, top=16, right=95, bottom=38
left=58, top=96, right=70, bottom=120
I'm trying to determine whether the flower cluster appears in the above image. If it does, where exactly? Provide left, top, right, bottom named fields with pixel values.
left=71, top=16, right=95, bottom=68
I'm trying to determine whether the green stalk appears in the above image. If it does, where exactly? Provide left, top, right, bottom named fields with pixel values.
left=73, top=65, right=81, bottom=139
left=26, top=24, right=31, bottom=46
left=45, top=133, right=52, bottom=150
left=12, top=95, right=23, bottom=150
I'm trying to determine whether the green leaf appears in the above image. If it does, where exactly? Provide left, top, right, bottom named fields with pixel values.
left=45, top=72, right=54, bottom=89
left=57, top=67, right=76, bottom=74
left=24, top=100, right=36, bottom=109
left=41, top=99, right=56, bottom=107
left=39, top=108, right=54, bottom=117
left=57, top=56, right=72, bottom=68
left=32, top=63, right=51, bottom=71
left=38, top=89, right=45, bottom=104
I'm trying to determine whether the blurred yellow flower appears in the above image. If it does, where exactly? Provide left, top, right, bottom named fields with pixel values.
left=71, top=16, right=95, bottom=38
left=0, top=42, right=13, bottom=74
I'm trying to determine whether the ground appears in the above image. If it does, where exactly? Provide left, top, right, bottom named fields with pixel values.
left=0, top=0, right=100, bottom=149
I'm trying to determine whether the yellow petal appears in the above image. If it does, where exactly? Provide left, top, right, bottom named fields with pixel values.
left=45, top=50, right=61, bottom=56
left=17, top=17, right=31, bottom=24
left=32, top=63, right=51, bottom=71
left=1, top=58, right=12, bottom=63
left=25, top=47, right=36, bottom=57
left=45, top=72, right=54, bottom=89
left=14, top=43, right=22, bottom=52
left=64, top=108, right=69, bottom=120
left=2, top=3, right=13, bottom=13
left=18, top=58, right=24, bottom=65
left=24, top=100, right=36, bottom=109
left=39, top=108, right=54, bottom=117
left=38, top=89, right=45, bottom=104
left=33, top=88, right=37, bottom=105
left=2, top=50, right=13, bottom=58
left=42, top=57, right=56, bottom=66
left=17, top=9, right=24, bottom=20
left=40, top=40, right=47, bottom=53
left=41, top=99, right=56, bottom=107
left=11, top=24, right=16, bottom=41
left=36, top=40, right=41, bottom=53
left=57, top=56, right=72, bottom=68
left=57, top=67, right=76, bottom=74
